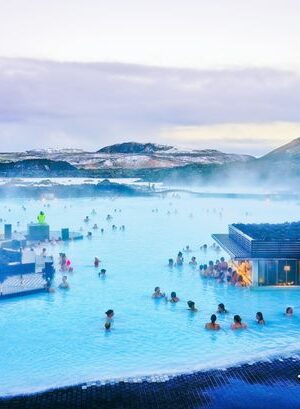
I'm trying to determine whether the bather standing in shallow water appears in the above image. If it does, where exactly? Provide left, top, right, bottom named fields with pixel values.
left=205, top=314, right=220, bottom=330
left=169, top=291, right=180, bottom=303
left=256, top=312, right=265, bottom=325
left=59, top=275, right=70, bottom=289
left=217, top=303, right=228, bottom=314
left=187, top=300, right=198, bottom=312
left=189, top=256, right=197, bottom=266
left=231, top=315, right=247, bottom=330
left=176, top=252, right=184, bottom=266
left=152, top=287, right=166, bottom=298
left=168, top=258, right=174, bottom=268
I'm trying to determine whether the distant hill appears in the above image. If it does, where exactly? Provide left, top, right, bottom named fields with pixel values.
left=0, top=159, right=79, bottom=177
left=0, top=139, right=300, bottom=190
left=260, top=137, right=300, bottom=161
left=98, top=142, right=173, bottom=154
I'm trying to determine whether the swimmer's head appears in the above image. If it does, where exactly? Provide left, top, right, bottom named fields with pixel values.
left=211, top=314, right=217, bottom=324
left=218, top=303, right=225, bottom=312
left=154, top=286, right=160, bottom=293
left=105, top=309, right=114, bottom=318
left=233, top=315, right=242, bottom=324
left=171, top=291, right=176, bottom=298
left=286, top=307, right=293, bottom=315
left=187, top=300, right=195, bottom=309
left=256, top=312, right=264, bottom=321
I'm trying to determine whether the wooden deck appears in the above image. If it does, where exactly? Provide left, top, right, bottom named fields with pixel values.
left=0, top=273, right=46, bottom=298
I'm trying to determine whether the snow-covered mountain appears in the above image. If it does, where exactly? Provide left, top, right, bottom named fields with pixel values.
left=0, top=142, right=253, bottom=170
left=261, top=137, right=300, bottom=161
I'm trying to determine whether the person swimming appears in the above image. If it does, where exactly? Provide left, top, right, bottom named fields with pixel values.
left=93, top=224, right=98, bottom=230
left=256, top=312, right=265, bottom=325
left=169, top=291, right=180, bottom=303
left=231, top=315, right=247, bottom=330
left=152, top=287, right=166, bottom=298
left=59, top=275, right=70, bottom=289
left=187, top=300, right=198, bottom=312
left=217, top=303, right=228, bottom=314
left=205, top=314, right=220, bottom=330
left=99, top=269, right=106, bottom=276
left=285, top=307, right=293, bottom=316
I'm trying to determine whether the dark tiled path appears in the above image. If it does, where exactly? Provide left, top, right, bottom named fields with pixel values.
left=1, top=357, right=300, bottom=409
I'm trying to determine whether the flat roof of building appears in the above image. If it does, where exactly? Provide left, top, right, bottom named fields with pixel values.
left=232, top=222, right=300, bottom=241
left=212, top=234, right=251, bottom=260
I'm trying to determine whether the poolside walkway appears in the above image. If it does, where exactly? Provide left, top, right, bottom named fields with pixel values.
left=1, top=356, right=300, bottom=408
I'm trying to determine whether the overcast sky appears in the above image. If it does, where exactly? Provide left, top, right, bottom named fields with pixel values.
left=0, top=0, right=300, bottom=155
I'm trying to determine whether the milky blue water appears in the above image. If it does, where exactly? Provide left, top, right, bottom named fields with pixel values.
left=0, top=193, right=300, bottom=395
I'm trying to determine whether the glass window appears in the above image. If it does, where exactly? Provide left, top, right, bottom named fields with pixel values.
left=278, top=260, right=297, bottom=285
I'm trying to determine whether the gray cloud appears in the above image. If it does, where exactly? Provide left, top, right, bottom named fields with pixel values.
left=0, top=58, right=300, bottom=152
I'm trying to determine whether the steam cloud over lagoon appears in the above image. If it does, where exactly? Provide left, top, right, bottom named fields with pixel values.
left=1, top=58, right=300, bottom=154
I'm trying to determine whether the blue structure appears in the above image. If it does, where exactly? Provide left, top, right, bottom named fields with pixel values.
left=0, top=246, right=54, bottom=299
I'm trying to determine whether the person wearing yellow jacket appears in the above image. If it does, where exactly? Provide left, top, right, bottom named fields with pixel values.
left=37, top=211, right=46, bottom=224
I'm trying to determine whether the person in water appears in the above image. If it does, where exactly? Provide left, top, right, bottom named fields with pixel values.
left=217, top=303, right=228, bottom=314
left=183, top=245, right=192, bottom=253
left=59, top=275, right=69, bottom=289
left=105, top=309, right=114, bottom=320
left=94, top=257, right=100, bottom=268
left=104, top=322, right=111, bottom=330
left=152, top=287, right=166, bottom=298
left=205, top=314, right=220, bottom=330
left=187, top=300, right=198, bottom=312
left=189, top=256, right=197, bottom=266
left=169, top=291, right=180, bottom=303
left=176, top=252, right=184, bottom=266
left=235, top=275, right=245, bottom=287
left=231, top=315, right=247, bottom=330
left=99, top=269, right=106, bottom=276
left=168, top=258, right=174, bottom=268
left=256, top=312, right=265, bottom=325
left=285, top=307, right=293, bottom=316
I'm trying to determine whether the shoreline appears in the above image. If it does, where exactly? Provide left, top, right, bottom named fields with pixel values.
left=0, top=182, right=299, bottom=201
left=1, top=355, right=300, bottom=408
